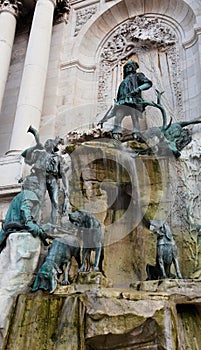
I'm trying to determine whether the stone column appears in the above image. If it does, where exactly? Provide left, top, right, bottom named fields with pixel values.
left=0, top=0, right=22, bottom=113
left=9, top=0, right=57, bottom=153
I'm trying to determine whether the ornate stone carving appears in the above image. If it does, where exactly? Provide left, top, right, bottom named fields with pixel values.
left=74, top=5, right=97, bottom=36
left=101, top=16, right=176, bottom=63
left=54, top=0, right=70, bottom=23
left=97, top=16, right=183, bottom=117
left=0, top=0, right=22, bottom=17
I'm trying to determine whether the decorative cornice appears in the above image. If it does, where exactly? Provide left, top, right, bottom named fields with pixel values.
left=54, top=0, right=70, bottom=24
left=0, top=0, right=23, bottom=18
left=60, top=59, right=96, bottom=72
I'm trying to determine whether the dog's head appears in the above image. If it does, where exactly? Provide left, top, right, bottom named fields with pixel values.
left=33, top=261, right=61, bottom=293
left=69, top=210, right=92, bottom=228
left=149, top=220, right=172, bottom=240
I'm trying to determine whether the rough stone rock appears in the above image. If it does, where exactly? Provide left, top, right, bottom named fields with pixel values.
left=0, top=232, right=41, bottom=348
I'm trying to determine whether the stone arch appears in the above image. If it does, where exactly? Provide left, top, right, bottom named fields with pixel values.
left=96, top=15, right=182, bottom=127
left=72, top=0, right=197, bottom=67
left=69, top=0, right=201, bottom=124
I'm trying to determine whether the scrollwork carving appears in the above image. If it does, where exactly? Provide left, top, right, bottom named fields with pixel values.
left=97, top=16, right=182, bottom=116
left=74, top=6, right=97, bottom=36
left=101, top=16, right=176, bottom=63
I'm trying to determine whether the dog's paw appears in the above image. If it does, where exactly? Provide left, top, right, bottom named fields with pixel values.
left=61, top=280, right=70, bottom=286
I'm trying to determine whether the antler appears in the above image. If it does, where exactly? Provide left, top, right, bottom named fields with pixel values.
left=142, top=90, right=168, bottom=131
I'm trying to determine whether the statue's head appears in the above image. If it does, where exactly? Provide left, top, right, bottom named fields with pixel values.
left=44, top=137, right=63, bottom=152
left=123, top=60, right=139, bottom=78
left=23, top=175, right=39, bottom=192
left=44, top=139, right=56, bottom=152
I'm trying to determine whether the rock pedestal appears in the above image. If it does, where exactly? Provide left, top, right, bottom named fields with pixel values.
left=0, top=232, right=41, bottom=348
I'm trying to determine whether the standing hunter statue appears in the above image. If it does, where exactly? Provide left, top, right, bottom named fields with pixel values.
left=22, top=126, right=69, bottom=225
left=98, top=59, right=152, bottom=140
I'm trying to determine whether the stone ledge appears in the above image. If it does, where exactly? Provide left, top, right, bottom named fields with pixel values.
left=130, top=279, right=201, bottom=297
left=55, top=272, right=113, bottom=294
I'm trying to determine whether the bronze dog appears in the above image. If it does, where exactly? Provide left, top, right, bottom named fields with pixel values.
left=32, top=235, right=81, bottom=293
left=69, top=210, right=104, bottom=273
left=146, top=220, right=182, bottom=280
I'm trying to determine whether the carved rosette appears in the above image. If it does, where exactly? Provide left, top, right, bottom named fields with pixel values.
left=0, top=0, right=23, bottom=17
left=97, top=16, right=183, bottom=117
left=74, top=5, right=97, bottom=36
left=54, top=0, right=70, bottom=23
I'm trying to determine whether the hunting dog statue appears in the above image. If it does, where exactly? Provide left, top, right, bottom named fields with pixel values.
left=69, top=210, right=104, bottom=273
left=146, top=220, right=182, bottom=280
left=32, top=234, right=81, bottom=293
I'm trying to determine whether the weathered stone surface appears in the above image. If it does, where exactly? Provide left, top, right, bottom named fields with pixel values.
left=4, top=286, right=201, bottom=350
left=0, top=232, right=41, bottom=348
left=131, top=279, right=201, bottom=296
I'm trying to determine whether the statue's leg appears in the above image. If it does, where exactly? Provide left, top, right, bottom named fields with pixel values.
left=131, top=109, right=142, bottom=139
left=112, top=108, right=124, bottom=139
left=62, top=260, right=71, bottom=285
left=172, top=255, right=182, bottom=279
left=85, top=250, right=91, bottom=272
left=79, top=247, right=88, bottom=272
left=75, top=247, right=81, bottom=269
left=165, top=263, right=171, bottom=278
left=157, top=247, right=167, bottom=278
left=93, top=243, right=102, bottom=271
left=47, top=177, right=59, bottom=225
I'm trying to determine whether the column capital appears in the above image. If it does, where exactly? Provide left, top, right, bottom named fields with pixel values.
left=0, top=0, right=23, bottom=18
left=54, top=0, right=70, bottom=23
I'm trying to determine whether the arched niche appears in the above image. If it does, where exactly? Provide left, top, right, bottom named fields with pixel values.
left=69, top=0, right=201, bottom=125
left=72, top=0, right=196, bottom=66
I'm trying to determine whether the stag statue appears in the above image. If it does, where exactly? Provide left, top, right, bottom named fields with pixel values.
left=142, top=91, right=201, bottom=157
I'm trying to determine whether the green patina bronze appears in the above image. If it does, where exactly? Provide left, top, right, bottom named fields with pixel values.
left=0, top=175, right=49, bottom=253
left=98, top=60, right=152, bottom=139
left=22, top=126, right=69, bottom=225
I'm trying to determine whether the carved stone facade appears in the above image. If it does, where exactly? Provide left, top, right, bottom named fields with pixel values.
left=74, top=5, right=97, bottom=36
left=97, top=16, right=183, bottom=124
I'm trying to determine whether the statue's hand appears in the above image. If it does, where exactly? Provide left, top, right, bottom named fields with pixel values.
left=39, top=230, right=49, bottom=246
left=131, top=87, right=140, bottom=95
left=26, top=222, right=42, bottom=236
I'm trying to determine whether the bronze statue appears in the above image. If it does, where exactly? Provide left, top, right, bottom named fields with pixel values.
left=22, top=126, right=69, bottom=225
left=146, top=220, right=182, bottom=280
left=69, top=210, right=104, bottom=273
left=136, top=90, right=201, bottom=157
left=0, top=175, right=49, bottom=253
left=98, top=59, right=152, bottom=139
left=32, top=234, right=81, bottom=293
